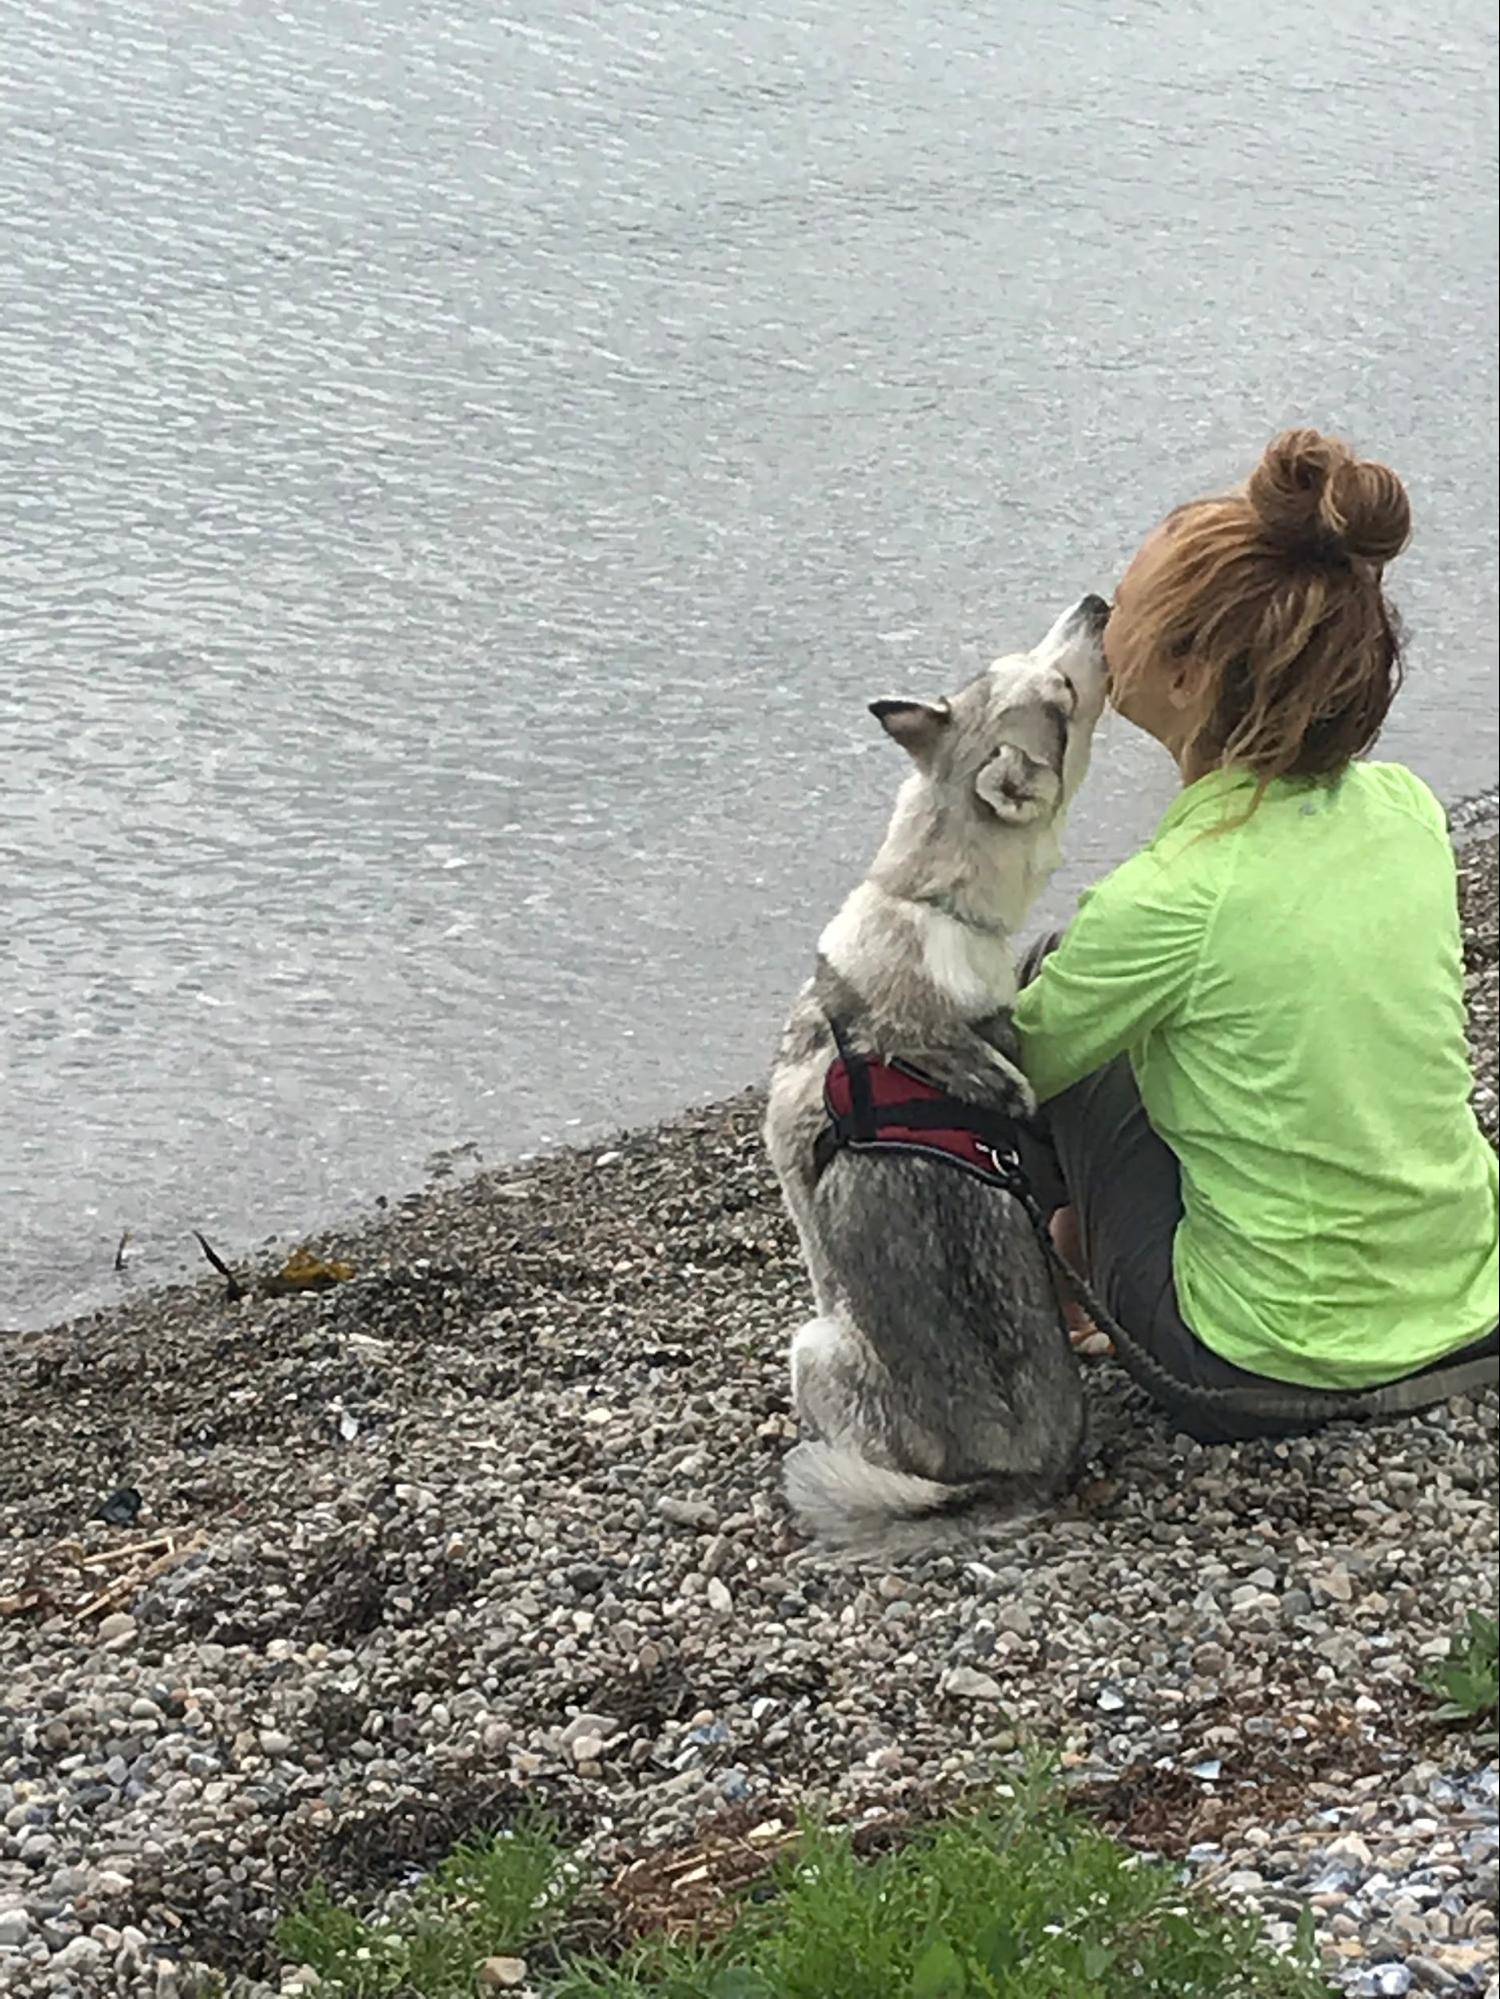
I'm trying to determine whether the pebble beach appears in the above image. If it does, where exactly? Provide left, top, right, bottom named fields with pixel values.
left=1, top=816, right=1496, bottom=1999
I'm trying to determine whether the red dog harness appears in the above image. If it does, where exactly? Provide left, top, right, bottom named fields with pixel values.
left=811, top=1018, right=1033, bottom=1201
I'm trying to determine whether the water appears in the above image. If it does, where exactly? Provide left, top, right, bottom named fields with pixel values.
left=3, top=0, right=1496, bottom=1331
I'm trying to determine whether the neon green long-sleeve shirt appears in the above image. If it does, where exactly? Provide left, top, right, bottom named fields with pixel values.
left=1014, top=762, right=1498, bottom=1389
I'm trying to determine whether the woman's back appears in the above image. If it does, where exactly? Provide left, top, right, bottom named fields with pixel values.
left=1133, top=763, right=1496, bottom=1387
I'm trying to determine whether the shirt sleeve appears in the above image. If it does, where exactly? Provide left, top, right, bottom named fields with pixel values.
left=1014, top=846, right=1213, bottom=1103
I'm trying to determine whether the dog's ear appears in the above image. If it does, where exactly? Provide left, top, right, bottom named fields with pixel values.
left=869, top=697, right=951, bottom=762
left=975, top=743, right=1062, bottom=825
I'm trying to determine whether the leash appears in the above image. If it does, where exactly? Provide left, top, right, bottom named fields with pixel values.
left=1031, top=1214, right=1497, bottom=1427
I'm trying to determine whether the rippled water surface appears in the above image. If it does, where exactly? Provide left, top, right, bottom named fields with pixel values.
left=3, top=0, right=1497, bottom=1327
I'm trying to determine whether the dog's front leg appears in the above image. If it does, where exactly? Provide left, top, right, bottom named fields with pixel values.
left=899, top=1021, right=1035, bottom=1116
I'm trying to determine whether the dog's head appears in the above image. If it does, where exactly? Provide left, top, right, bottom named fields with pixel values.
left=870, top=595, right=1110, bottom=830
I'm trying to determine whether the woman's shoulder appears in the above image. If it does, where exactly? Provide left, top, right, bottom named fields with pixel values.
left=1118, top=761, right=1452, bottom=913
left=1345, top=760, right=1449, bottom=835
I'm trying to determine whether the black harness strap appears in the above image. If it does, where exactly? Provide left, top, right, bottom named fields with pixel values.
left=827, top=1013, right=876, bottom=1142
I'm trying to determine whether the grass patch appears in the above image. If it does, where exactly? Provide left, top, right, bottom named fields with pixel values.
left=277, top=1817, right=582, bottom=1997
left=1424, top=1609, right=1499, bottom=1739
left=277, top=1768, right=1332, bottom=1998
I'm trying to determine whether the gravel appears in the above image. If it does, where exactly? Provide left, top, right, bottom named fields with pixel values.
left=2, top=817, right=1495, bottom=1999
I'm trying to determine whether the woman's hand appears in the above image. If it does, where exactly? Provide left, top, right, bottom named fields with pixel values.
left=1051, top=1206, right=1115, bottom=1356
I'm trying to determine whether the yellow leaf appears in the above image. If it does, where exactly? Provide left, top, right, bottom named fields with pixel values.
left=265, top=1246, right=355, bottom=1293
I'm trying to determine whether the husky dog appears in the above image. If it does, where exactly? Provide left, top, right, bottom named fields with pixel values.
left=764, top=596, right=1111, bottom=1550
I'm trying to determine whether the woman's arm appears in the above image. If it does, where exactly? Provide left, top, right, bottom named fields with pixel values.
left=1014, top=846, right=1217, bottom=1103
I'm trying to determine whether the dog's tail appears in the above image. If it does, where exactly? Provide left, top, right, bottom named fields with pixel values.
left=783, top=1441, right=1045, bottom=1552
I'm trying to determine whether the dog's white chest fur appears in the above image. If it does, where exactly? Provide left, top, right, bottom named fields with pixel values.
left=818, top=885, right=1017, bottom=1015
left=917, top=905, right=1017, bottom=1012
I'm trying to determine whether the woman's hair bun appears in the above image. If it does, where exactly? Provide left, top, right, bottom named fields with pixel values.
left=1246, top=427, right=1411, bottom=566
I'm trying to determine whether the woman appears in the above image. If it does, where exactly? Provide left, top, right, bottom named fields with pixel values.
left=1014, top=428, right=1498, bottom=1443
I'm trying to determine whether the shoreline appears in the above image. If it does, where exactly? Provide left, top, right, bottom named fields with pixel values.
left=0, top=820, right=1494, bottom=1998
left=1449, top=784, right=1500, bottom=845
left=15, top=783, right=1500, bottom=1351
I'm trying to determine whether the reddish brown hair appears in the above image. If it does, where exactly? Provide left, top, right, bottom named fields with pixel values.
left=1110, top=428, right=1410, bottom=785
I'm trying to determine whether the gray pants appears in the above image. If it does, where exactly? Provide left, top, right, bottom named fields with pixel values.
left=1018, top=935, right=1500, bottom=1443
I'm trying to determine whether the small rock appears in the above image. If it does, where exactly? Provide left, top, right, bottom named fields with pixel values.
left=1328, top=1833, right=1373, bottom=1867
left=96, top=1613, right=137, bottom=1644
left=0, top=1906, right=29, bottom=1947
left=98, top=1487, right=143, bottom=1527
left=477, top=1960, right=529, bottom=1991
left=52, top=1936, right=105, bottom=1972
left=1361, top=1967, right=1414, bottom=1998
left=1221, top=1869, right=1265, bottom=1897
left=1407, top=1958, right=1462, bottom=1993
left=1315, top=1563, right=1354, bottom=1605
left=943, top=1666, right=1004, bottom=1702
left=657, top=1496, right=718, bottom=1531
left=560, top=1712, right=619, bottom=1751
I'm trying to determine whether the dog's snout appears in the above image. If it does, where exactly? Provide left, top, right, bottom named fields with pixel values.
left=1076, top=593, right=1111, bottom=634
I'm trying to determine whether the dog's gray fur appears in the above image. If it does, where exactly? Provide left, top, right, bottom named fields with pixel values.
left=765, top=597, right=1111, bottom=1550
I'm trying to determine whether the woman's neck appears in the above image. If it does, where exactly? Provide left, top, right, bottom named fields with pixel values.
left=1175, top=741, right=1218, bottom=786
